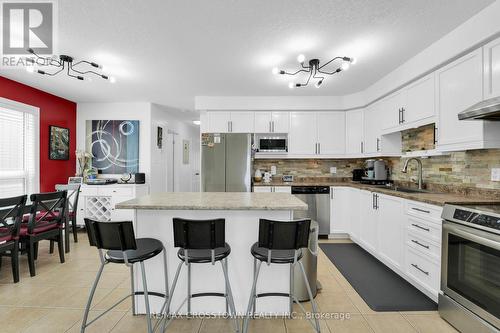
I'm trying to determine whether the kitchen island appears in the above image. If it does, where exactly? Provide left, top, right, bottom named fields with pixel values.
left=116, top=192, right=307, bottom=315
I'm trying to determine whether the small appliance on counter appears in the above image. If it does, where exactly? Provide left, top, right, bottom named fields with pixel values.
left=263, top=172, right=272, bottom=183
left=352, top=169, right=365, bottom=181
left=134, top=173, right=146, bottom=184
left=361, top=159, right=389, bottom=185
left=254, top=169, right=263, bottom=183
left=282, top=175, right=294, bottom=183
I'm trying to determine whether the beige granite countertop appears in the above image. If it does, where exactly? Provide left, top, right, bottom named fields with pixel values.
left=253, top=181, right=500, bottom=206
left=116, top=192, right=308, bottom=211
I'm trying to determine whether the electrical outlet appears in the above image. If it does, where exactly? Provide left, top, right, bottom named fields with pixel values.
left=491, top=168, right=500, bottom=181
left=270, top=165, right=277, bottom=175
left=330, top=167, right=337, bottom=174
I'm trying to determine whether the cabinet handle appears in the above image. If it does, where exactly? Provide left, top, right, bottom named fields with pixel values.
left=318, top=143, right=321, bottom=155
left=330, top=189, right=333, bottom=200
left=412, top=207, right=431, bottom=214
left=411, top=263, right=429, bottom=276
left=272, top=121, right=275, bottom=133
left=228, top=121, right=231, bottom=132
left=402, top=107, right=405, bottom=123
left=411, top=239, right=430, bottom=249
left=269, top=121, right=272, bottom=132
left=411, top=223, right=430, bottom=232
left=398, top=108, right=402, bottom=124
left=361, top=141, right=364, bottom=154
left=375, top=194, right=379, bottom=210
left=372, top=193, right=376, bottom=209
left=376, top=138, right=380, bottom=152
left=433, top=126, right=438, bottom=144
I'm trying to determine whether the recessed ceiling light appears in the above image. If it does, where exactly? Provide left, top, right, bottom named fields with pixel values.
left=192, top=120, right=201, bottom=125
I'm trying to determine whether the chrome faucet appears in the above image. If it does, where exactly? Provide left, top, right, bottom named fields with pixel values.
left=401, top=158, right=423, bottom=190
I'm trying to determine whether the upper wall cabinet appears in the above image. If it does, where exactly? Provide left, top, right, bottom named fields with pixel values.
left=483, top=37, right=500, bottom=99
left=345, top=109, right=364, bottom=156
left=288, top=111, right=345, bottom=156
left=207, top=111, right=254, bottom=133
left=436, top=48, right=500, bottom=151
left=381, top=73, right=436, bottom=134
left=254, top=112, right=290, bottom=133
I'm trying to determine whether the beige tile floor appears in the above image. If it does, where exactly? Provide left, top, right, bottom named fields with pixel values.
left=0, top=235, right=458, bottom=333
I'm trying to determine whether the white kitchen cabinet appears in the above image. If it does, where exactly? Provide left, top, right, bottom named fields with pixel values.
left=483, top=37, right=500, bottom=99
left=377, top=194, right=404, bottom=271
left=358, top=190, right=378, bottom=253
left=363, top=104, right=381, bottom=154
left=252, top=186, right=272, bottom=192
left=330, top=187, right=350, bottom=235
left=345, top=109, right=364, bottom=156
left=404, top=73, right=436, bottom=124
left=349, top=188, right=361, bottom=241
left=380, top=91, right=405, bottom=131
left=289, top=112, right=317, bottom=155
left=207, top=111, right=254, bottom=133
left=436, top=48, right=500, bottom=151
left=77, top=184, right=149, bottom=225
left=254, top=112, right=290, bottom=133
left=230, top=112, right=255, bottom=133
left=316, top=112, right=345, bottom=155
left=252, top=186, right=290, bottom=193
left=272, top=112, right=290, bottom=133
left=208, top=111, right=231, bottom=133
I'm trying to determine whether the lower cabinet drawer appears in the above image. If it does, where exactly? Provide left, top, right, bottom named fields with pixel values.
left=406, top=247, right=440, bottom=294
left=99, top=187, right=134, bottom=197
left=407, top=215, right=441, bottom=243
left=406, top=230, right=441, bottom=260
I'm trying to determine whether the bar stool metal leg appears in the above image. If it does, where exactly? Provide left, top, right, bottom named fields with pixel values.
left=243, top=260, right=262, bottom=333
left=298, top=261, right=321, bottom=333
left=221, top=258, right=240, bottom=333
left=140, top=261, right=153, bottom=333
left=289, top=263, right=294, bottom=317
left=130, top=265, right=136, bottom=316
left=187, top=262, right=191, bottom=316
left=160, top=260, right=183, bottom=333
left=81, top=262, right=105, bottom=332
left=252, top=258, right=257, bottom=316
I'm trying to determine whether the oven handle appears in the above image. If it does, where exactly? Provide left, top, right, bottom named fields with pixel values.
left=443, top=223, right=500, bottom=251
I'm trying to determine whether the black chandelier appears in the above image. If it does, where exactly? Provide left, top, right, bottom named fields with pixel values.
left=272, top=54, right=356, bottom=88
left=25, top=48, right=115, bottom=82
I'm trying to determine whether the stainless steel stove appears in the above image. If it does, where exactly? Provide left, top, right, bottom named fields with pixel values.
left=440, top=204, right=500, bottom=333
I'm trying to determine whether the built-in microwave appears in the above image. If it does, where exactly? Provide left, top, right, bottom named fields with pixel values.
left=256, top=135, right=288, bottom=153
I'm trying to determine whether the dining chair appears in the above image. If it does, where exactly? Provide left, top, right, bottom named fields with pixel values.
left=0, top=195, right=27, bottom=283
left=55, top=184, right=81, bottom=252
left=20, top=191, right=67, bottom=276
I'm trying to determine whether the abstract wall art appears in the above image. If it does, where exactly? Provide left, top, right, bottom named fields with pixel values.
left=49, top=126, right=70, bottom=160
left=85, top=120, right=140, bottom=174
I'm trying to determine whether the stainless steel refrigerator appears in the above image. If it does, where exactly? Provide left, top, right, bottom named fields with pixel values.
left=201, top=133, right=251, bottom=192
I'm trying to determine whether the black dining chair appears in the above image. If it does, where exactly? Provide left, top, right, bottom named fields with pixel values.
left=19, top=191, right=67, bottom=277
left=0, top=195, right=27, bottom=283
left=242, top=218, right=320, bottom=333
left=82, top=218, right=169, bottom=333
left=159, top=217, right=239, bottom=333
left=55, top=184, right=81, bottom=252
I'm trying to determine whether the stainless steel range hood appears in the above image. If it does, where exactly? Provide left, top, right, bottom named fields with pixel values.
left=458, top=96, right=500, bottom=120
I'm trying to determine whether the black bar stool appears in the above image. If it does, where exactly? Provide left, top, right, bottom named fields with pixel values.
left=242, top=219, right=320, bottom=333
left=82, top=218, right=169, bottom=333
left=159, top=218, right=239, bottom=333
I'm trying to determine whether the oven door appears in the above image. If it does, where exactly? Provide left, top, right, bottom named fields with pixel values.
left=442, top=221, right=500, bottom=329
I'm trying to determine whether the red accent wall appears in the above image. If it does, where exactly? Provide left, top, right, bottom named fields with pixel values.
left=0, top=76, right=77, bottom=192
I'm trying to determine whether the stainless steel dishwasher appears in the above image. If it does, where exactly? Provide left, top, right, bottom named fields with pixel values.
left=292, top=186, right=331, bottom=236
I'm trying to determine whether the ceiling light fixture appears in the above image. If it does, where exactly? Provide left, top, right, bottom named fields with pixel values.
left=25, top=48, right=115, bottom=82
left=274, top=55, right=355, bottom=88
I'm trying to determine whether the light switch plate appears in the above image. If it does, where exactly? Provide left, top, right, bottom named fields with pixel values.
left=330, top=167, right=337, bottom=174
left=491, top=168, right=500, bottom=181
left=270, top=165, right=277, bottom=175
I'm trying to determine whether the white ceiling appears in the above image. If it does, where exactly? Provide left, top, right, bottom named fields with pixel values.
left=1, top=0, right=495, bottom=113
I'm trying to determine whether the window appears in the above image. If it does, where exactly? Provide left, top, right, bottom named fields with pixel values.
left=0, top=98, right=39, bottom=198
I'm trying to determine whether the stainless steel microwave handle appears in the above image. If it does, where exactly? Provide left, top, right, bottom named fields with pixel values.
left=444, top=223, right=500, bottom=251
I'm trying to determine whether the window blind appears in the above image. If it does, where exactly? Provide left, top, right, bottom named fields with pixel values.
left=0, top=106, right=37, bottom=198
